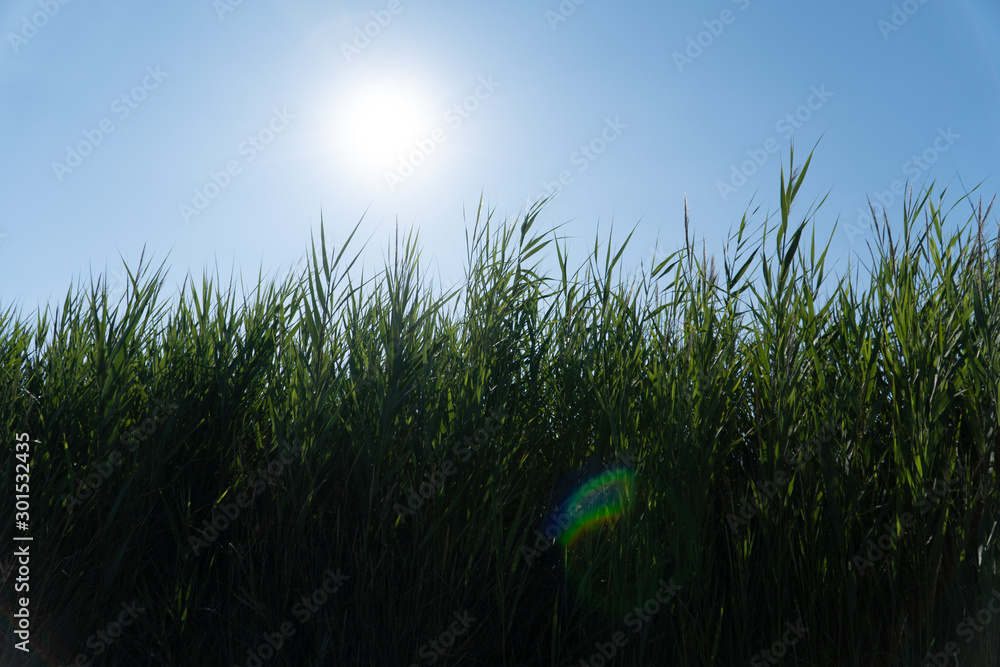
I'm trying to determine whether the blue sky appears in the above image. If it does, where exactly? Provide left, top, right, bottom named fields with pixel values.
left=2, top=0, right=998, bottom=314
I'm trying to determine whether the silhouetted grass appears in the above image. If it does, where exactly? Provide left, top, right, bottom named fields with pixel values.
left=1, top=149, right=997, bottom=666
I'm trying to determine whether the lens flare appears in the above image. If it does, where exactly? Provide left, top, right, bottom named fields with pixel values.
left=544, top=467, right=635, bottom=548
left=537, top=460, right=645, bottom=617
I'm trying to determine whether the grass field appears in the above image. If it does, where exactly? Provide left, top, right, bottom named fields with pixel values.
left=1, top=151, right=998, bottom=666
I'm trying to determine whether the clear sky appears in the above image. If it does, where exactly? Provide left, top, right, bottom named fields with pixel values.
left=2, top=0, right=998, bottom=314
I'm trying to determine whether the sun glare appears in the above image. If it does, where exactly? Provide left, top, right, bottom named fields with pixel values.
left=333, top=80, right=435, bottom=173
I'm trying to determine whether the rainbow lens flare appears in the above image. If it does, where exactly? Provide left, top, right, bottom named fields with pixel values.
left=543, top=467, right=635, bottom=548
left=537, top=461, right=644, bottom=617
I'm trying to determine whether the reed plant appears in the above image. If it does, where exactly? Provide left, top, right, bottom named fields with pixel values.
left=1, top=149, right=997, bottom=666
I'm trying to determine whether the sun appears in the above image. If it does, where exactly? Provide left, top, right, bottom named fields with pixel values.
left=331, top=80, right=436, bottom=173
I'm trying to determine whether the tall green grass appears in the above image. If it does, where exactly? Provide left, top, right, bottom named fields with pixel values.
left=1, top=150, right=997, bottom=666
